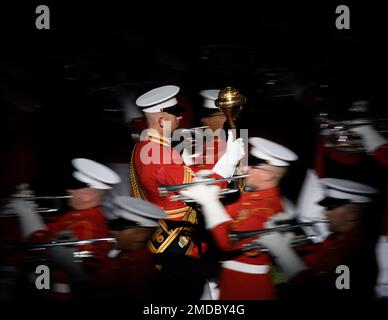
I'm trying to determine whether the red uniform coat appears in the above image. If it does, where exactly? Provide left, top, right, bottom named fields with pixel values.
left=209, top=187, right=283, bottom=300
left=30, top=207, right=111, bottom=298
left=32, top=207, right=111, bottom=262
left=130, top=132, right=200, bottom=257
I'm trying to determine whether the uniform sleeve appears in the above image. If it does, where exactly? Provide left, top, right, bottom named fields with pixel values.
left=210, top=220, right=259, bottom=252
left=211, top=222, right=233, bottom=251
left=28, top=214, right=110, bottom=271
left=156, top=164, right=195, bottom=186
left=208, top=203, right=245, bottom=252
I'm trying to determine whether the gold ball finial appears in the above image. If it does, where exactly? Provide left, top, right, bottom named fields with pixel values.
left=215, top=87, right=245, bottom=129
left=215, top=87, right=246, bottom=109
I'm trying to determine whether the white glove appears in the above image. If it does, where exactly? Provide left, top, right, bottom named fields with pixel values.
left=8, top=199, right=47, bottom=238
left=266, top=198, right=297, bottom=228
left=212, top=130, right=245, bottom=178
left=257, top=231, right=307, bottom=281
left=261, top=217, right=296, bottom=246
left=350, top=124, right=388, bottom=152
left=180, top=184, right=231, bottom=229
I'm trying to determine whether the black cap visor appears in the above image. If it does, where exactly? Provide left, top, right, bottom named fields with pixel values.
left=162, top=105, right=184, bottom=116
left=109, top=217, right=138, bottom=230
left=318, top=197, right=350, bottom=210
left=248, top=154, right=270, bottom=167
left=199, top=107, right=224, bottom=118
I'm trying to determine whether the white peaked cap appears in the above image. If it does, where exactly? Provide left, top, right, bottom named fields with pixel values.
left=113, top=196, right=166, bottom=227
left=320, top=178, right=377, bottom=204
left=199, top=89, right=221, bottom=109
left=249, top=137, right=298, bottom=167
left=72, top=158, right=121, bottom=190
left=136, top=85, right=180, bottom=113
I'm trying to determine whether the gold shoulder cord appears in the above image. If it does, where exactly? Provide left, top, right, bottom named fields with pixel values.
left=129, top=143, right=147, bottom=200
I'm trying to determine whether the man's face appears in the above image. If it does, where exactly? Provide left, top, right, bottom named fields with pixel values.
left=111, top=227, right=154, bottom=251
left=162, top=112, right=182, bottom=135
left=66, top=188, right=105, bottom=210
left=200, top=113, right=226, bottom=131
left=324, top=203, right=355, bottom=232
left=244, top=165, right=271, bottom=190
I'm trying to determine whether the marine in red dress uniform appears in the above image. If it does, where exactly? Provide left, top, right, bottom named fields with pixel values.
left=130, top=85, right=210, bottom=300
left=301, top=179, right=377, bottom=298
left=304, top=111, right=388, bottom=297
left=131, top=85, right=242, bottom=258
left=33, top=207, right=111, bottom=267
left=130, top=130, right=200, bottom=257
left=213, top=187, right=284, bottom=300
left=131, top=85, right=245, bottom=300
left=10, top=158, right=121, bottom=299
left=262, top=178, right=379, bottom=299
left=181, top=137, right=298, bottom=300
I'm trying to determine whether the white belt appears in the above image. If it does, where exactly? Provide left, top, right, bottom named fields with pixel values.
left=222, top=260, right=269, bottom=274
left=52, top=282, right=71, bottom=294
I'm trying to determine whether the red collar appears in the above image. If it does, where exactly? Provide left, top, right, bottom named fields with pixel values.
left=67, top=207, right=102, bottom=216
left=243, top=187, right=280, bottom=200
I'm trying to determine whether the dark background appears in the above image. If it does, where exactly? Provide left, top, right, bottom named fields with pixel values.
left=0, top=1, right=385, bottom=199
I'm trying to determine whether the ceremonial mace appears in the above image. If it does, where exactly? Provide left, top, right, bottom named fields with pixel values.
left=215, top=87, right=246, bottom=192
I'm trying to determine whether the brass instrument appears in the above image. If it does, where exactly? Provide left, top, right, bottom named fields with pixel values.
left=320, top=113, right=388, bottom=153
left=21, top=238, right=117, bottom=263
left=229, top=220, right=328, bottom=242
left=171, top=188, right=239, bottom=202
left=241, top=235, right=318, bottom=252
left=1, top=195, right=72, bottom=201
left=24, top=237, right=117, bottom=250
left=1, top=195, right=72, bottom=215
left=158, top=174, right=249, bottom=197
left=232, top=219, right=329, bottom=252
